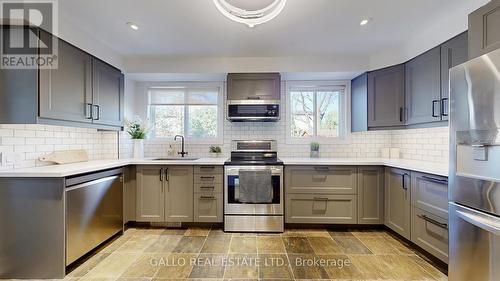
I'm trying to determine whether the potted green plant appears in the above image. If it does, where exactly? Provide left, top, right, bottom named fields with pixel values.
left=125, top=117, right=148, bottom=158
left=209, top=145, right=222, bottom=157
left=310, top=142, right=320, bottom=158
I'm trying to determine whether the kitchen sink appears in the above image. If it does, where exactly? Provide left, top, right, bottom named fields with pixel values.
left=152, top=157, right=200, bottom=161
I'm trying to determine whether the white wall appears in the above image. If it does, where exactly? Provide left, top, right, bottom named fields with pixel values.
left=369, top=0, right=489, bottom=70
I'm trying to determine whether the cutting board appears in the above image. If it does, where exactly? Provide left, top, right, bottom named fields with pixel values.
left=39, top=150, right=89, bottom=164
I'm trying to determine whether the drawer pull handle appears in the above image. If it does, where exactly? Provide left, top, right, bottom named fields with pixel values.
left=418, top=214, right=448, bottom=229
left=314, top=167, right=330, bottom=171
left=200, top=186, right=215, bottom=189
left=421, top=176, right=448, bottom=185
left=313, top=197, right=329, bottom=201
left=200, top=195, right=216, bottom=200
left=200, top=176, right=215, bottom=180
left=200, top=166, right=215, bottom=170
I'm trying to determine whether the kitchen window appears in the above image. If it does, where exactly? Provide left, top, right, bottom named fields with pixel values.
left=147, top=83, right=223, bottom=142
left=286, top=81, right=349, bottom=143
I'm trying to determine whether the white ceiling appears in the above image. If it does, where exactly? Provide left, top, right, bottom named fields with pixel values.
left=60, top=0, right=473, bottom=58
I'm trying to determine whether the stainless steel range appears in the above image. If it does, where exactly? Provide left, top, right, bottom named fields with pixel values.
left=224, top=140, right=284, bottom=232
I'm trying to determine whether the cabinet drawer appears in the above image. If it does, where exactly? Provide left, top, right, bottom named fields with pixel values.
left=194, top=183, right=223, bottom=194
left=194, top=193, right=223, bottom=223
left=411, top=207, right=448, bottom=263
left=194, top=174, right=223, bottom=184
left=285, top=194, right=357, bottom=224
left=411, top=172, right=448, bottom=219
left=194, top=165, right=223, bottom=174
left=285, top=166, right=357, bottom=194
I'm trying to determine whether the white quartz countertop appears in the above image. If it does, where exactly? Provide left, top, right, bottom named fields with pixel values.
left=0, top=158, right=227, bottom=178
left=280, top=157, right=448, bottom=177
left=0, top=157, right=448, bottom=178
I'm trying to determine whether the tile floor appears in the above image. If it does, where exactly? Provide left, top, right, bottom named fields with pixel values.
left=61, top=227, right=447, bottom=281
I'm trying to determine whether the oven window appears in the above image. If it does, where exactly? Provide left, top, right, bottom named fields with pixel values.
left=227, top=175, right=281, bottom=204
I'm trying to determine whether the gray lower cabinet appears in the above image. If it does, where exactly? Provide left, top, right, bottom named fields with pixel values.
left=411, top=172, right=448, bottom=219
left=92, top=59, right=124, bottom=127
left=136, top=165, right=193, bottom=223
left=384, top=167, right=411, bottom=239
left=285, top=166, right=357, bottom=194
left=165, top=166, right=194, bottom=222
left=367, top=64, right=405, bottom=128
left=405, top=47, right=442, bottom=125
left=193, top=165, right=223, bottom=223
left=39, top=30, right=93, bottom=124
left=440, top=32, right=468, bottom=120
left=410, top=171, right=449, bottom=263
left=136, top=166, right=165, bottom=222
left=357, top=166, right=384, bottom=224
left=411, top=207, right=449, bottom=263
left=469, top=0, right=500, bottom=59
left=285, top=194, right=357, bottom=224
left=194, top=193, right=223, bottom=223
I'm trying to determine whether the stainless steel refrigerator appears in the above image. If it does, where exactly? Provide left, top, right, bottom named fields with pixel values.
left=449, top=47, right=500, bottom=281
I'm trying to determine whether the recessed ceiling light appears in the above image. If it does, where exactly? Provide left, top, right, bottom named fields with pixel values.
left=360, top=18, right=371, bottom=26
left=127, top=22, right=139, bottom=30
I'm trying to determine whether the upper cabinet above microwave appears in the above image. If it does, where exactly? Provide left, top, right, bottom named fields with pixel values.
left=227, top=73, right=281, bottom=101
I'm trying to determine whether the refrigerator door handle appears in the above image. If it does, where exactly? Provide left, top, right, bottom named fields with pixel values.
left=456, top=209, right=500, bottom=236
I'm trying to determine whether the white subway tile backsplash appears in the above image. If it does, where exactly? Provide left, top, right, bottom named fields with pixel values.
left=0, top=124, right=119, bottom=171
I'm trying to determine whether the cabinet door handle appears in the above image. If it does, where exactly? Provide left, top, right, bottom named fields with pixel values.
left=399, top=107, right=403, bottom=122
left=93, top=105, right=100, bottom=120
left=165, top=168, right=169, bottom=181
left=441, top=98, right=449, bottom=117
left=421, top=175, right=448, bottom=185
left=159, top=168, right=163, bottom=182
left=432, top=100, right=440, bottom=117
left=85, top=103, right=93, bottom=119
left=402, top=173, right=409, bottom=191
left=418, top=214, right=448, bottom=229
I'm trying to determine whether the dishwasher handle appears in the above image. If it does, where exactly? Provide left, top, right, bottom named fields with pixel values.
left=65, top=175, right=121, bottom=192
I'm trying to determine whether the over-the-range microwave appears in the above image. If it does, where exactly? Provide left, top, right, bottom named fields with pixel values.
left=226, top=100, right=280, bottom=122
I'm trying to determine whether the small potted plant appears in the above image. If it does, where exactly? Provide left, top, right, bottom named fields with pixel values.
left=209, top=145, right=222, bottom=157
left=310, top=142, right=320, bottom=158
left=125, top=117, right=148, bottom=158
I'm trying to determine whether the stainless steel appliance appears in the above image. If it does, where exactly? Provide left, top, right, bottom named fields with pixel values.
left=226, top=73, right=281, bottom=122
left=224, top=140, right=284, bottom=232
left=449, top=47, right=500, bottom=281
left=66, top=168, right=123, bottom=265
left=227, top=100, right=280, bottom=122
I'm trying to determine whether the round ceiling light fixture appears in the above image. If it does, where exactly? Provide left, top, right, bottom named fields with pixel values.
left=213, top=0, right=287, bottom=28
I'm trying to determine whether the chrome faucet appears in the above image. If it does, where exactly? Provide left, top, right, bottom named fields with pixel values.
left=174, top=135, right=188, bottom=157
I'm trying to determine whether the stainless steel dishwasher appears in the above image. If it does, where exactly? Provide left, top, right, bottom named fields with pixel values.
left=65, top=168, right=123, bottom=265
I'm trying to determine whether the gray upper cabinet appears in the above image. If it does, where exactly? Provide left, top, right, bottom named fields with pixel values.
left=385, top=167, right=411, bottom=239
left=0, top=25, right=124, bottom=130
left=39, top=30, right=93, bottom=124
left=440, top=32, right=468, bottom=120
left=227, top=73, right=281, bottom=101
left=92, top=59, right=124, bottom=127
left=367, top=64, right=405, bottom=128
left=469, top=0, right=500, bottom=59
left=351, top=73, right=368, bottom=132
left=165, top=166, right=194, bottom=222
left=405, top=47, right=442, bottom=125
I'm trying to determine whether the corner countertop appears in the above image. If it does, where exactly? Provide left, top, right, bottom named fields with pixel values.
left=280, top=157, right=448, bottom=177
left=0, top=157, right=448, bottom=178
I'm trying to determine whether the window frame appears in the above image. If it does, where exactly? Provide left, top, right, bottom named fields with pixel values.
left=285, top=80, right=351, bottom=144
left=146, top=81, right=224, bottom=144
